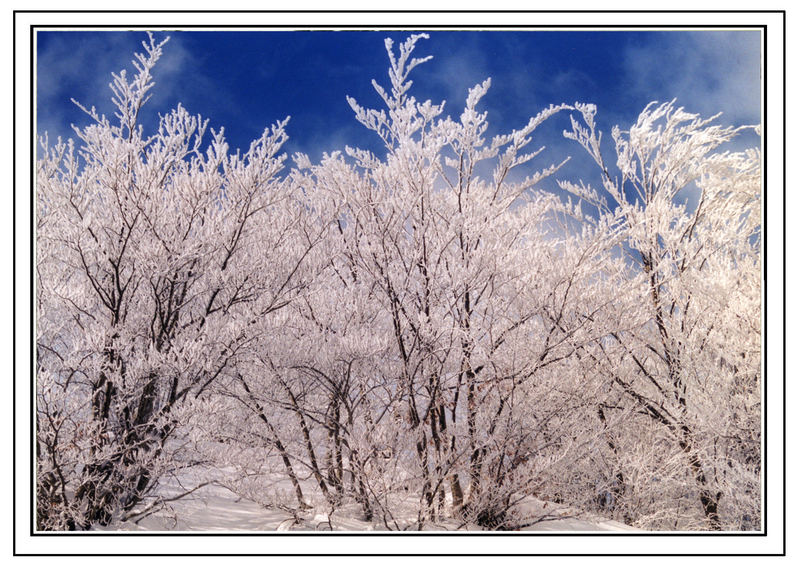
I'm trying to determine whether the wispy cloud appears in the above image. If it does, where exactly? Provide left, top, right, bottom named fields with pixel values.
left=620, top=31, right=761, bottom=127
left=36, top=32, right=130, bottom=144
left=36, top=31, right=202, bottom=146
left=423, top=34, right=491, bottom=110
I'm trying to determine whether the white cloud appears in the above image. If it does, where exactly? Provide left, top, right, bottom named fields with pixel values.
left=36, top=31, right=197, bottom=145
left=621, top=31, right=761, bottom=126
left=414, top=34, right=492, bottom=117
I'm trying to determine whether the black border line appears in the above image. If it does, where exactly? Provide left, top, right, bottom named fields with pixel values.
left=780, top=9, right=787, bottom=559
left=29, top=24, right=765, bottom=28
left=16, top=9, right=785, bottom=556
left=4, top=552, right=789, bottom=558
left=11, top=9, right=790, bottom=13
left=13, top=8, right=18, bottom=556
left=763, top=17, right=768, bottom=541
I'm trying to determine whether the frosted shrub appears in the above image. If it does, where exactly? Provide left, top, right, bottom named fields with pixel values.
left=36, top=33, right=324, bottom=529
left=36, top=32, right=761, bottom=532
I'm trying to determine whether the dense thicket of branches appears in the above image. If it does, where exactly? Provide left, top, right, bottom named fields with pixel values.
left=35, top=33, right=761, bottom=531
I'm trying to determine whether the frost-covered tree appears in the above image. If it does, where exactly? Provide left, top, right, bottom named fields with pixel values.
left=560, top=101, right=761, bottom=530
left=287, top=34, right=627, bottom=529
left=35, top=33, right=322, bottom=530
left=35, top=32, right=761, bottom=533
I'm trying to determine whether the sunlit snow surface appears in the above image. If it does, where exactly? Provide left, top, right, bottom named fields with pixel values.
left=106, top=471, right=636, bottom=533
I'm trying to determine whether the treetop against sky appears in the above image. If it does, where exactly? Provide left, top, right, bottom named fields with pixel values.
left=36, top=29, right=761, bottom=173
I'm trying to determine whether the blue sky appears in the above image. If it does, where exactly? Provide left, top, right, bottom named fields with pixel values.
left=36, top=29, right=761, bottom=191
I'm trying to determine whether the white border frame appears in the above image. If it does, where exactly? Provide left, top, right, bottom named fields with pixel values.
left=12, top=8, right=786, bottom=556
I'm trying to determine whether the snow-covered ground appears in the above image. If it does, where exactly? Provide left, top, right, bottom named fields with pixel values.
left=108, top=473, right=636, bottom=533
